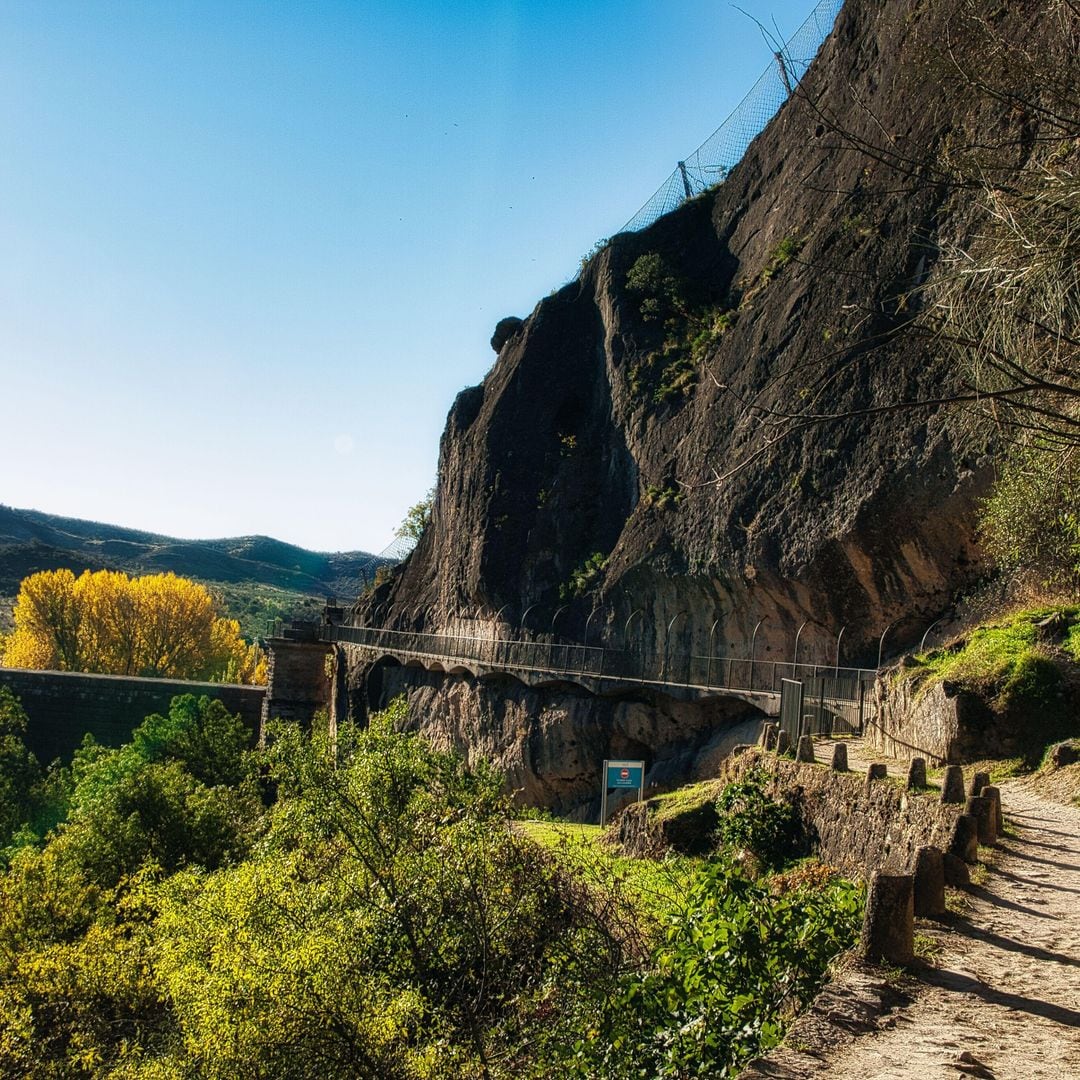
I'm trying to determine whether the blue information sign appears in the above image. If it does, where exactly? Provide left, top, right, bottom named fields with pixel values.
left=600, top=759, right=646, bottom=824
left=606, top=761, right=644, bottom=789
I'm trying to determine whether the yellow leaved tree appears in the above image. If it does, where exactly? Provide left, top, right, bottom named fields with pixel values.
left=1, top=569, right=266, bottom=685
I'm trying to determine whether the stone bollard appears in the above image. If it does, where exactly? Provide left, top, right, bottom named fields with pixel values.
left=865, top=763, right=888, bottom=788
left=776, top=729, right=792, bottom=755
left=981, top=785, right=1004, bottom=834
left=860, top=871, right=915, bottom=965
left=967, top=771, right=991, bottom=799
left=949, top=814, right=979, bottom=864
left=965, top=795, right=997, bottom=845
left=941, top=765, right=966, bottom=804
left=906, top=757, right=927, bottom=790
left=796, top=735, right=816, bottom=763
left=912, top=846, right=947, bottom=918
left=760, top=723, right=779, bottom=751
left=943, top=851, right=970, bottom=887
left=831, top=742, right=849, bottom=772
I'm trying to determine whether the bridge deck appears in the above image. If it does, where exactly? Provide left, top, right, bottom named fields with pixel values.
left=327, top=624, right=876, bottom=716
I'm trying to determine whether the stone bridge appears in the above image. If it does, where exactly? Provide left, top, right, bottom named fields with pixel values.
left=259, top=619, right=878, bottom=731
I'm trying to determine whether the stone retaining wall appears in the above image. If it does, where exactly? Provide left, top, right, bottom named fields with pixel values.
left=0, top=668, right=265, bottom=764
left=722, top=749, right=962, bottom=878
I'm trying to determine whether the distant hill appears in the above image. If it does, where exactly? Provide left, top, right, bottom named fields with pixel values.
left=0, top=505, right=388, bottom=638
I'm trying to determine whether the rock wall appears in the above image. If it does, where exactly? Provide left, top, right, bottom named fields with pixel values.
left=0, top=667, right=264, bottom=764
left=870, top=659, right=1080, bottom=766
left=363, top=661, right=763, bottom=816
left=868, top=671, right=988, bottom=764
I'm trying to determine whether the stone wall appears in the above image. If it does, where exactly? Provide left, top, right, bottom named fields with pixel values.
left=0, top=668, right=265, bottom=764
left=868, top=668, right=1025, bottom=765
left=721, top=749, right=962, bottom=878
left=260, top=637, right=337, bottom=737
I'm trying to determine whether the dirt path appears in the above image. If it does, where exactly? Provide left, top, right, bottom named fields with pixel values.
left=816, top=780, right=1080, bottom=1079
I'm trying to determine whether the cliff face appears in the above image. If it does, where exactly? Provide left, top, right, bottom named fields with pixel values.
left=350, top=0, right=1062, bottom=810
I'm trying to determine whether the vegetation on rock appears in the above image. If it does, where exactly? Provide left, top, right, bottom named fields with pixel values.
left=905, top=605, right=1080, bottom=761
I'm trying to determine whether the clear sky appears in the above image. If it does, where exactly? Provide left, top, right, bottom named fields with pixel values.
left=1, top=0, right=823, bottom=554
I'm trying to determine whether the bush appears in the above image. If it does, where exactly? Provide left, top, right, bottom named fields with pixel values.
left=714, top=770, right=798, bottom=869
left=565, top=859, right=863, bottom=1078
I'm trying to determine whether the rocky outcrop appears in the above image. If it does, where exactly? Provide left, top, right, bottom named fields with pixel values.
left=361, top=661, right=761, bottom=816
left=871, top=656, right=1080, bottom=765
left=346, top=0, right=1068, bottom=805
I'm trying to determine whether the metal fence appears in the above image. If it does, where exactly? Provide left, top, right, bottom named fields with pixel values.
left=325, top=623, right=875, bottom=704
left=617, top=0, right=844, bottom=235
left=779, top=674, right=868, bottom=743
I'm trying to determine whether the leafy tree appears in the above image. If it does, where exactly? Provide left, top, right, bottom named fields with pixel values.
left=2, top=570, right=266, bottom=684
left=0, top=688, right=41, bottom=852
left=149, top=702, right=625, bottom=1079
left=980, top=444, right=1080, bottom=595
left=395, top=487, right=435, bottom=544
left=0, top=695, right=259, bottom=1076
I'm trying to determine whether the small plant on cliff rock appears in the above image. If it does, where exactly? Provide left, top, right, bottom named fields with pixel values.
left=560, top=552, right=609, bottom=600
left=643, top=483, right=683, bottom=511
left=395, top=486, right=435, bottom=543
left=625, top=253, right=734, bottom=407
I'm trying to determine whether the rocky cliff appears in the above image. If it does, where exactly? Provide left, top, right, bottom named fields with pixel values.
left=348, top=0, right=1066, bottom=811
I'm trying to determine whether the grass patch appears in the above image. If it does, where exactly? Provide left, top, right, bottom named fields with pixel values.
left=903, top=605, right=1080, bottom=763
left=913, top=930, right=944, bottom=964
left=516, top=819, right=697, bottom=924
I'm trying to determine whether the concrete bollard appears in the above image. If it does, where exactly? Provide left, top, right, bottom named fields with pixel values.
left=981, top=785, right=1004, bottom=834
left=941, top=765, right=966, bottom=804
left=949, top=814, right=980, bottom=864
left=831, top=742, right=849, bottom=772
left=776, top=729, right=792, bottom=755
left=912, top=845, right=947, bottom=917
left=967, top=770, right=991, bottom=799
left=906, top=757, right=927, bottom=790
left=760, top=723, right=779, bottom=751
left=860, top=871, right=915, bottom=965
left=965, top=795, right=997, bottom=845
left=796, top=735, right=816, bottom=763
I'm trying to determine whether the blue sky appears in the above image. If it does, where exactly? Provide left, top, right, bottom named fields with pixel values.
left=1, top=0, right=824, bottom=553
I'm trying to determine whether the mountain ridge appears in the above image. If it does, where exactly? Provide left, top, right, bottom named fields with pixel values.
left=0, top=504, right=386, bottom=635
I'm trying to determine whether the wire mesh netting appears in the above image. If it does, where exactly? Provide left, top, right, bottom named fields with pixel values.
left=378, top=534, right=418, bottom=562
left=619, top=0, right=843, bottom=235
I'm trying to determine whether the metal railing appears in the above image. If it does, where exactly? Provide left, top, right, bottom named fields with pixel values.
left=325, top=623, right=876, bottom=705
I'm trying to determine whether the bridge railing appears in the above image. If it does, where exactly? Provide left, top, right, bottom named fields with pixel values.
left=325, top=624, right=877, bottom=705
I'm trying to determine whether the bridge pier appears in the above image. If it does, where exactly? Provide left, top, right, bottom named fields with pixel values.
left=261, top=620, right=338, bottom=741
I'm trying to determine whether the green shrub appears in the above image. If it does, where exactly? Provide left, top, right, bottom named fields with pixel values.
left=715, top=770, right=798, bottom=869
left=643, top=484, right=683, bottom=510
left=565, top=859, right=863, bottom=1078
left=560, top=552, right=609, bottom=600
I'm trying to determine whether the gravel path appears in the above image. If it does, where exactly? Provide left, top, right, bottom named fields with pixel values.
left=818, top=781, right=1080, bottom=1079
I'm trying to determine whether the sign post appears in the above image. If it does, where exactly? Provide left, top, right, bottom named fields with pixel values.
left=600, top=759, right=645, bottom=825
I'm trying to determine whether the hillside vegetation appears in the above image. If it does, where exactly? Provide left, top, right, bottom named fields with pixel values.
left=0, top=505, right=387, bottom=637
left=0, top=691, right=861, bottom=1079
